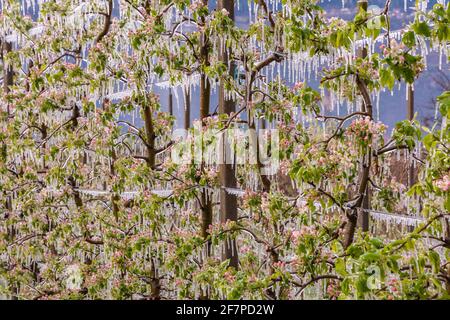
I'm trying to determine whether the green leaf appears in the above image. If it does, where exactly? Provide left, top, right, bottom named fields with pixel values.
left=428, top=250, right=440, bottom=273
left=356, top=275, right=369, bottom=297
left=402, top=31, right=416, bottom=47
left=369, top=238, right=385, bottom=249
left=437, top=91, right=450, bottom=117
left=423, top=134, right=437, bottom=151
left=360, top=252, right=381, bottom=262
left=380, top=68, right=395, bottom=91
left=413, top=21, right=432, bottom=38
left=335, top=258, right=348, bottom=276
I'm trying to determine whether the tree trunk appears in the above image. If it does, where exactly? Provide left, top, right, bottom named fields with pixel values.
left=345, top=0, right=371, bottom=248
left=344, top=72, right=373, bottom=248
left=141, top=103, right=161, bottom=298
left=217, top=0, right=238, bottom=269
left=142, top=105, right=156, bottom=167
left=344, top=164, right=370, bottom=248
left=357, top=184, right=370, bottom=232
left=199, top=5, right=213, bottom=246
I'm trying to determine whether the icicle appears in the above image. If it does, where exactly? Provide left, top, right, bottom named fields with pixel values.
left=368, top=209, right=425, bottom=227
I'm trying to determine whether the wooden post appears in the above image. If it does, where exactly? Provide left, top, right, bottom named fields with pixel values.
left=218, top=0, right=238, bottom=269
left=3, top=41, right=14, bottom=115
left=406, top=84, right=417, bottom=233
left=184, top=87, right=191, bottom=130
left=407, top=83, right=415, bottom=188
left=168, top=87, right=173, bottom=117
left=357, top=0, right=368, bottom=12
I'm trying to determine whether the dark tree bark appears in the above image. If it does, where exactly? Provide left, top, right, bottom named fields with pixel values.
left=344, top=0, right=371, bottom=247
left=141, top=102, right=162, bottom=298
left=95, top=0, right=113, bottom=44
left=198, top=0, right=213, bottom=251
left=217, top=0, right=238, bottom=269
left=142, top=104, right=156, bottom=167
left=343, top=75, right=373, bottom=249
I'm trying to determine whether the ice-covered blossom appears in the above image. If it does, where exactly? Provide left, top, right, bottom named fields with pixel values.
left=434, top=174, right=450, bottom=192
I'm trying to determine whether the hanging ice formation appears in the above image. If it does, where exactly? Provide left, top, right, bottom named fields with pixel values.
left=367, top=210, right=425, bottom=228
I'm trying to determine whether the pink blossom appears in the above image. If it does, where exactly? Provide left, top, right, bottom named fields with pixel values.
left=189, top=0, right=204, bottom=11
left=224, top=271, right=236, bottom=283
left=239, top=245, right=251, bottom=254
left=293, top=82, right=304, bottom=91
left=273, top=261, right=285, bottom=269
left=434, top=174, right=450, bottom=192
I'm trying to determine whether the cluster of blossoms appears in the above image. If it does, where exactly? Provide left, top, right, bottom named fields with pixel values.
left=189, top=0, right=205, bottom=11
left=434, top=174, right=450, bottom=192
left=328, top=17, right=347, bottom=28
left=144, top=12, right=156, bottom=27
left=154, top=111, right=174, bottom=135
left=203, top=115, right=222, bottom=127
left=322, top=153, right=346, bottom=175
left=272, top=261, right=286, bottom=270
left=35, top=88, right=66, bottom=106
left=386, top=275, right=401, bottom=299
left=242, top=189, right=261, bottom=208
left=326, top=280, right=341, bottom=299
left=381, top=40, right=425, bottom=74
left=293, top=81, right=304, bottom=91
left=207, top=219, right=236, bottom=235
left=91, top=42, right=106, bottom=54
left=347, top=116, right=387, bottom=147
left=63, top=62, right=78, bottom=71
left=239, top=244, right=252, bottom=254
left=380, top=40, right=408, bottom=62
left=219, top=8, right=229, bottom=16
left=320, top=17, right=347, bottom=37
left=176, top=163, right=191, bottom=177
left=359, top=59, right=380, bottom=80
left=279, top=160, right=291, bottom=175
left=199, top=166, right=219, bottom=185
left=291, top=225, right=318, bottom=244
left=223, top=270, right=236, bottom=283
left=328, top=140, right=356, bottom=172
